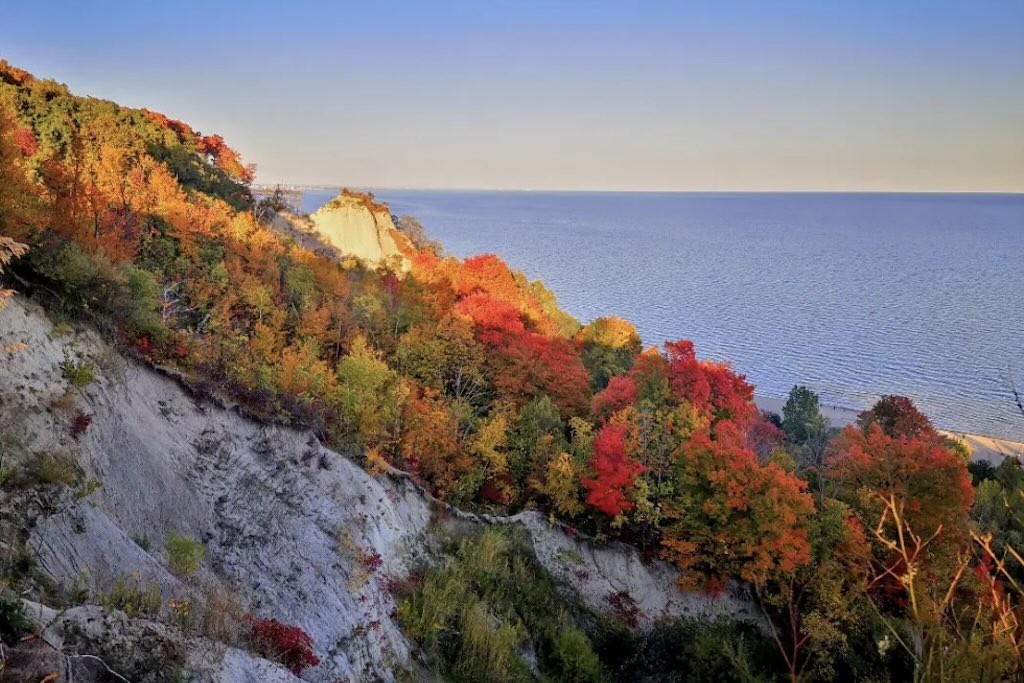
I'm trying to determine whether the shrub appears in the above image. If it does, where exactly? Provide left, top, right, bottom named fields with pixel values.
left=75, top=478, right=102, bottom=499
left=132, top=532, right=152, bottom=552
left=195, top=587, right=246, bottom=646
left=553, top=627, right=605, bottom=682
left=0, top=596, right=28, bottom=642
left=396, top=527, right=606, bottom=682
left=164, top=531, right=204, bottom=578
left=69, top=411, right=93, bottom=439
left=60, top=355, right=95, bottom=387
left=32, top=450, right=81, bottom=486
left=244, top=615, right=320, bottom=674
left=97, top=573, right=162, bottom=617
left=606, top=590, right=640, bottom=629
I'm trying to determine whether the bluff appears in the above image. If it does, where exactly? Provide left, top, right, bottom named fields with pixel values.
left=0, top=297, right=758, bottom=682
left=270, top=191, right=414, bottom=267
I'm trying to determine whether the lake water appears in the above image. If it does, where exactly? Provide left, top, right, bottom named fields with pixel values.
left=301, top=190, right=1024, bottom=442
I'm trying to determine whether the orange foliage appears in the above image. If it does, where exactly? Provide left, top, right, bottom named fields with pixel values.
left=400, top=389, right=467, bottom=497
left=454, top=292, right=526, bottom=335
left=662, top=421, right=814, bottom=589
left=485, top=330, right=591, bottom=418
left=828, top=424, right=974, bottom=541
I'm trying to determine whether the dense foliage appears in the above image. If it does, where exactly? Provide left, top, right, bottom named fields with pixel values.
left=3, top=60, right=1024, bottom=681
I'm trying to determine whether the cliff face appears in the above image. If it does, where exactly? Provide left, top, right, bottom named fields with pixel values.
left=271, top=191, right=414, bottom=267
left=0, top=297, right=758, bottom=682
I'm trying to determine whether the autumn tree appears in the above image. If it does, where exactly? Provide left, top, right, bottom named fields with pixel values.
left=828, top=424, right=974, bottom=547
left=577, top=316, right=642, bottom=389
left=858, top=395, right=934, bottom=440
left=401, top=388, right=468, bottom=498
left=664, top=340, right=757, bottom=428
left=581, top=422, right=645, bottom=520
left=0, top=96, right=39, bottom=240
left=661, top=421, right=814, bottom=590
left=759, top=499, right=872, bottom=683
left=335, top=336, right=408, bottom=448
left=394, top=316, right=490, bottom=411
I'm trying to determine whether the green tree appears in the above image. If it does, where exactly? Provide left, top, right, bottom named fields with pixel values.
left=335, top=336, right=409, bottom=447
left=781, top=386, right=827, bottom=444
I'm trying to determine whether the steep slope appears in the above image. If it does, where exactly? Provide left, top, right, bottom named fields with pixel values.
left=0, top=296, right=758, bottom=682
left=282, top=190, right=415, bottom=267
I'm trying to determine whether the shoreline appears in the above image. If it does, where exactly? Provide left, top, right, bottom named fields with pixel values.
left=754, top=395, right=1024, bottom=463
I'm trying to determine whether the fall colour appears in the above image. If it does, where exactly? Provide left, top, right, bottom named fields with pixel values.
left=3, top=59, right=1024, bottom=682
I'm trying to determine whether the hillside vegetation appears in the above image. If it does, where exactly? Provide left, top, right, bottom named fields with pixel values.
left=3, top=60, right=1024, bottom=682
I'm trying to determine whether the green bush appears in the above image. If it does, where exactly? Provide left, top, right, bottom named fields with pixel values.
left=554, top=627, right=605, bottom=682
left=591, top=616, right=780, bottom=683
left=165, top=531, right=204, bottom=578
left=396, top=527, right=605, bottom=683
left=60, top=355, right=95, bottom=387
left=132, top=532, right=152, bottom=552
left=97, top=573, right=162, bottom=617
left=32, top=450, right=81, bottom=486
left=0, top=596, right=29, bottom=642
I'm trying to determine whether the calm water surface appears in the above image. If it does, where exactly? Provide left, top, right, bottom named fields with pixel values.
left=302, top=190, right=1024, bottom=441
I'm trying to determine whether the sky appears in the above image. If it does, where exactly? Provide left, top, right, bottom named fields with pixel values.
left=3, top=1, right=1023, bottom=192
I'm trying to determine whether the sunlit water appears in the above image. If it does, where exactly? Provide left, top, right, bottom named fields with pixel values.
left=301, top=190, right=1024, bottom=441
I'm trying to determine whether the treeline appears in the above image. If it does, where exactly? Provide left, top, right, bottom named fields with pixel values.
left=3, top=59, right=1024, bottom=681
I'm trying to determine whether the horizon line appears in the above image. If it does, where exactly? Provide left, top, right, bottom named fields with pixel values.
left=253, top=183, right=1024, bottom=196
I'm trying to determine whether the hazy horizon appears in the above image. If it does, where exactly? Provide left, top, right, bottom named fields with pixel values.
left=5, top=1, right=1024, bottom=193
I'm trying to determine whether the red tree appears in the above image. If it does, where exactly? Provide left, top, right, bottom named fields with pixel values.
left=857, top=395, right=934, bottom=440
left=828, top=423, right=974, bottom=540
left=664, top=340, right=756, bottom=427
left=582, top=423, right=645, bottom=517
left=591, top=375, right=638, bottom=420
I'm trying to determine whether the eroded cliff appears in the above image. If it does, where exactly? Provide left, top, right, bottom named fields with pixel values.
left=270, top=191, right=414, bottom=268
left=0, top=297, right=757, bottom=682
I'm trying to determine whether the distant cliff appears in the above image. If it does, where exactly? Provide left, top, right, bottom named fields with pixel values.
left=271, top=190, right=413, bottom=267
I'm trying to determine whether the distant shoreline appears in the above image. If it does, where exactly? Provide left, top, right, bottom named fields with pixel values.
left=754, top=395, right=1024, bottom=463
left=256, top=184, right=1024, bottom=197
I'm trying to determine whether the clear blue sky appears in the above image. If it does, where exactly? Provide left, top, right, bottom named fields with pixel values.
left=4, top=1, right=1023, bottom=191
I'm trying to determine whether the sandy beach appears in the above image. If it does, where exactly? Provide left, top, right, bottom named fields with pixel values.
left=754, top=395, right=1024, bottom=463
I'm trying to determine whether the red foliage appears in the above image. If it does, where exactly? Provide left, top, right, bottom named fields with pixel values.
left=244, top=615, right=320, bottom=674
left=481, top=474, right=515, bottom=505
left=359, top=548, right=383, bottom=573
left=664, top=340, right=756, bottom=426
left=661, top=421, right=815, bottom=588
left=582, top=423, right=645, bottom=517
left=486, top=330, right=592, bottom=417
left=70, top=412, right=93, bottom=439
left=455, top=292, right=525, bottom=335
left=135, top=334, right=152, bottom=356
left=197, top=133, right=254, bottom=183
left=591, top=375, right=637, bottom=420
left=828, top=424, right=974, bottom=539
left=858, top=395, right=934, bottom=440
left=748, top=414, right=785, bottom=460
left=13, top=127, right=37, bottom=157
